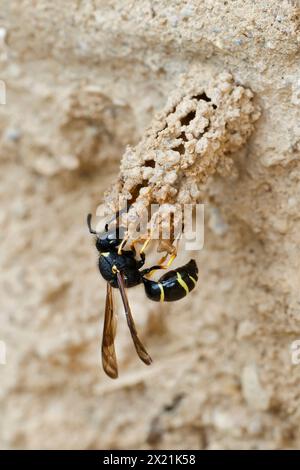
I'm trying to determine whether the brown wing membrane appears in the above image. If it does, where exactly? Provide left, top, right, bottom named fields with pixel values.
left=116, top=271, right=152, bottom=365
left=102, top=283, right=118, bottom=379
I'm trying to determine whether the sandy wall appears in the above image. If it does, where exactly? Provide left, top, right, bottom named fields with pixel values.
left=1, top=0, right=300, bottom=449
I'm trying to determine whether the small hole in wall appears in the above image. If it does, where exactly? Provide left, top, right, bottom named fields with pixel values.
left=172, top=143, right=185, bottom=154
left=130, top=180, right=149, bottom=202
left=130, top=184, right=143, bottom=202
left=144, top=159, right=155, bottom=168
left=180, top=132, right=188, bottom=142
left=180, top=110, right=196, bottom=126
left=163, top=394, right=184, bottom=412
left=169, top=104, right=178, bottom=116
left=192, top=92, right=211, bottom=102
left=203, top=121, right=210, bottom=133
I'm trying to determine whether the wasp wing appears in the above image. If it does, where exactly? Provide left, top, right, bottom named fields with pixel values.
left=101, top=283, right=118, bottom=379
left=116, top=271, right=152, bottom=366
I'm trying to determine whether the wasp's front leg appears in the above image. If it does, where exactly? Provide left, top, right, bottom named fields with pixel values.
left=137, top=251, right=146, bottom=269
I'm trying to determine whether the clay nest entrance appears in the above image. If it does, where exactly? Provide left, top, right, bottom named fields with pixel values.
left=103, top=72, right=260, bottom=254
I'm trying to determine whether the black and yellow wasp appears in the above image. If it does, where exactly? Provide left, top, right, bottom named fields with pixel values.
left=87, top=213, right=198, bottom=379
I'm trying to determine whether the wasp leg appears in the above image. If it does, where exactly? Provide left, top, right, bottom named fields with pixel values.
left=155, top=252, right=169, bottom=266
left=134, top=236, right=152, bottom=268
left=140, top=265, right=163, bottom=276
left=140, top=237, right=151, bottom=255
left=140, top=252, right=176, bottom=276
left=127, top=239, right=146, bottom=268
left=136, top=253, right=145, bottom=269
left=130, top=239, right=143, bottom=257
left=117, top=236, right=128, bottom=255
left=142, top=251, right=177, bottom=278
left=130, top=243, right=136, bottom=257
left=161, top=252, right=177, bottom=269
left=150, top=235, right=180, bottom=273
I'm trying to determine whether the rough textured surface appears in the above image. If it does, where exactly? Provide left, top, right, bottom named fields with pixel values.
left=105, top=72, right=259, bottom=248
left=1, top=0, right=300, bottom=450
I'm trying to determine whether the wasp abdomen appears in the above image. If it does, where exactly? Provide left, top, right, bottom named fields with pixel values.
left=142, top=259, right=198, bottom=302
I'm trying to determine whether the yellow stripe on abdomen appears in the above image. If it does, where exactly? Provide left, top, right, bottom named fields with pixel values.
left=189, top=275, right=197, bottom=286
left=176, top=272, right=189, bottom=295
left=158, top=283, right=165, bottom=302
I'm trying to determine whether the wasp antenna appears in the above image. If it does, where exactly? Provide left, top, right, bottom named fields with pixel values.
left=87, top=213, right=97, bottom=234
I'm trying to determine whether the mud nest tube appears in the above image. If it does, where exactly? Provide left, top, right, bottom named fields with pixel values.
left=104, top=72, right=260, bottom=253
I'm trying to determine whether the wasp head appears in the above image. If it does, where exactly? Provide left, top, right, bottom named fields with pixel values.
left=87, top=214, right=125, bottom=252
left=95, top=228, right=124, bottom=252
